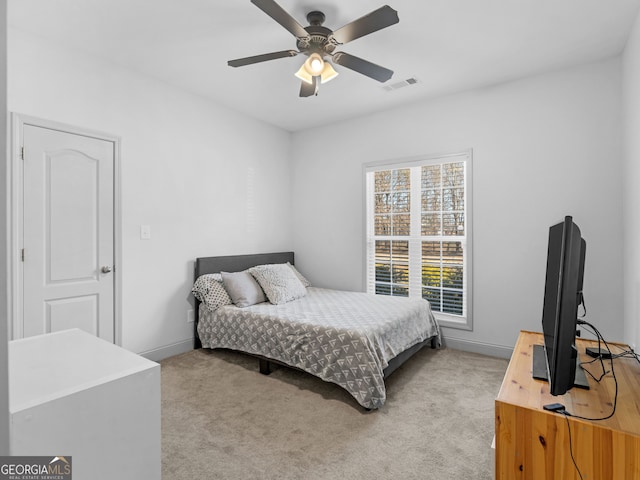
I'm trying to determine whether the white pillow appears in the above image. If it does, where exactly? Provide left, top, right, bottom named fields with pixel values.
left=221, top=271, right=267, bottom=308
left=287, top=262, right=311, bottom=287
left=249, top=263, right=307, bottom=305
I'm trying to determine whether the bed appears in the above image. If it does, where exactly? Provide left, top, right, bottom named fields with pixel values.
left=192, top=252, right=441, bottom=409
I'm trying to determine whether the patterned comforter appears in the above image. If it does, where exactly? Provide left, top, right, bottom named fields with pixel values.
left=197, top=287, right=440, bottom=409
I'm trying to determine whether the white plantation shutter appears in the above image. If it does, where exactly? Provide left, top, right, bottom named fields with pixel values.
left=365, top=151, right=472, bottom=330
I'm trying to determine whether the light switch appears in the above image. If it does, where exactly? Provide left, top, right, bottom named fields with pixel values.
left=140, top=225, right=151, bottom=240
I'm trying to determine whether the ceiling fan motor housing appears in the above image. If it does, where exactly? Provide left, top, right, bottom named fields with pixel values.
left=306, top=11, right=325, bottom=26
left=297, top=11, right=337, bottom=57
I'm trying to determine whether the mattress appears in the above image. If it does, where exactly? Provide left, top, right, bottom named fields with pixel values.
left=197, top=287, right=440, bottom=409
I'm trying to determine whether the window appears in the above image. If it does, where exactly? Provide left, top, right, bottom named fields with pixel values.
left=365, top=152, right=472, bottom=330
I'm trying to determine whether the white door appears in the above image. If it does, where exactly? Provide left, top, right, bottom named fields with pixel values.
left=22, top=124, right=115, bottom=342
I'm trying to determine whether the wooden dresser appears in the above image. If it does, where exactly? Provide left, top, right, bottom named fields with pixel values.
left=495, top=330, right=640, bottom=480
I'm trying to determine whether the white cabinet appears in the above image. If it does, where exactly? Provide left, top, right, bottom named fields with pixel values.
left=9, top=329, right=161, bottom=479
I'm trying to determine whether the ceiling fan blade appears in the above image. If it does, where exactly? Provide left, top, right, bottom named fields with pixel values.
left=228, top=50, right=298, bottom=67
left=251, top=0, right=310, bottom=39
left=299, top=77, right=318, bottom=97
left=330, top=5, right=399, bottom=45
left=332, top=52, right=393, bottom=82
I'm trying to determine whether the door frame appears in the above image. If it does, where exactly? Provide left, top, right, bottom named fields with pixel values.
left=9, top=113, right=122, bottom=345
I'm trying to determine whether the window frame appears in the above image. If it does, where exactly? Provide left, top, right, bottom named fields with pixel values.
left=363, top=151, right=473, bottom=331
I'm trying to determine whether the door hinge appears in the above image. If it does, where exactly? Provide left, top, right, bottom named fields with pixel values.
left=21, top=248, right=25, bottom=262
left=20, top=146, right=24, bottom=160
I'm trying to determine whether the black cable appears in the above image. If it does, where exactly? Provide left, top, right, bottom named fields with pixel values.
left=552, top=319, right=619, bottom=479
left=577, top=329, right=640, bottom=364
left=545, top=311, right=631, bottom=480
left=561, top=410, right=584, bottom=480
left=579, top=353, right=609, bottom=382
left=578, top=294, right=587, bottom=318
left=610, top=349, right=640, bottom=365
left=570, top=320, right=618, bottom=421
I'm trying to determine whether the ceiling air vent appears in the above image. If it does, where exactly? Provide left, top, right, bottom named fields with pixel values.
left=383, top=77, right=419, bottom=92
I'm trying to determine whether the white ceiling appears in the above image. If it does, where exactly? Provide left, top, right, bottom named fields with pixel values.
left=8, top=0, right=640, bottom=132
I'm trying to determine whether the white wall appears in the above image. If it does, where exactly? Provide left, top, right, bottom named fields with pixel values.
left=8, top=30, right=293, bottom=358
left=291, top=59, right=624, bottom=355
left=0, top=2, right=10, bottom=455
left=6, top=27, right=630, bottom=360
left=623, top=10, right=640, bottom=352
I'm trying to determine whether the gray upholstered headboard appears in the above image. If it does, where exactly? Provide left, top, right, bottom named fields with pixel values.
left=194, top=252, right=294, bottom=279
left=192, top=252, right=295, bottom=348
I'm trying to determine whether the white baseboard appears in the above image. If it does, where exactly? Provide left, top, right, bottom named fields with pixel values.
left=139, top=335, right=513, bottom=363
left=442, top=335, right=513, bottom=359
left=139, top=339, right=193, bottom=362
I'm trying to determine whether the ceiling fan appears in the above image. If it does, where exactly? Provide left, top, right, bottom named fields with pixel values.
left=228, top=0, right=399, bottom=97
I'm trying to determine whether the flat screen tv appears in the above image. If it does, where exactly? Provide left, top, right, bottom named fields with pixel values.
left=532, top=215, right=589, bottom=396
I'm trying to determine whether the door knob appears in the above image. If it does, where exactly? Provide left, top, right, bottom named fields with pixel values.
left=101, top=266, right=113, bottom=274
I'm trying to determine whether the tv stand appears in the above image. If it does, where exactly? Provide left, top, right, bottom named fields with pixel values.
left=531, top=343, right=589, bottom=389
left=495, top=330, right=640, bottom=479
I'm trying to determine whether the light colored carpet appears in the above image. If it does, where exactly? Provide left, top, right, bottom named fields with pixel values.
left=161, top=346, right=508, bottom=480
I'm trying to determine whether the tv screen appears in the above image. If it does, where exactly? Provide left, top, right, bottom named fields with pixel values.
left=537, top=216, right=587, bottom=396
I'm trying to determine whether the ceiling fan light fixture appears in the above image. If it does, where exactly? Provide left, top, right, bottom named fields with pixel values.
left=320, top=61, right=338, bottom=83
left=309, top=54, right=324, bottom=74
left=294, top=64, right=314, bottom=84
left=295, top=54, right=338, bottom=84
left=295, top=54, right=323, bottom=84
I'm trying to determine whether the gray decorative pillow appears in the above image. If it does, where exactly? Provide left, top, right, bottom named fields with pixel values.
left=221, top=271, right=267, bottom=308
left=249, top=263, right=307, bottom=305
left=287, top=262, right=311, bottom=287
left=192, top=274, right=232, bottom=311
